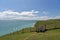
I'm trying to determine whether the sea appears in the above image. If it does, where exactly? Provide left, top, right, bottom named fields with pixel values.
left=0, top=20, right=36, bottom=36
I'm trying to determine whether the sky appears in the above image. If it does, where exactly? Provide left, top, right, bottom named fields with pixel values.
left=0, top=0, right=60, bottom=20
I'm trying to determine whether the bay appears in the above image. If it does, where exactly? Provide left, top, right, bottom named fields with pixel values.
left=0, top=20, right=36, bottom=36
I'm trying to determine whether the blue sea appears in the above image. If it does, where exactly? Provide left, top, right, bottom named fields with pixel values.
left=0, top=20, right=36, bottom=36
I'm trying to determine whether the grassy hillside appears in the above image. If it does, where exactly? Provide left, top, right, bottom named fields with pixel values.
left=0, top=19, right=60, bottom=40
left=35, top=19, right=60, bottom=29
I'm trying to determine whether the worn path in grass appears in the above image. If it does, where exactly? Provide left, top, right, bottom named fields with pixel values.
left=24, top=32, right=36, bottom=40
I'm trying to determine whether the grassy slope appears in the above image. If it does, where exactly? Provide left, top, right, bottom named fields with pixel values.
left=0, top=19, right=60, bottom=40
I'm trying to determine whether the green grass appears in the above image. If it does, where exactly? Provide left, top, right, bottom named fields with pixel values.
left=35, top=19, right=60, bottom=29
left=0, top=19, right=60, bottom=40
left=0, top=29, right=60, bottom=40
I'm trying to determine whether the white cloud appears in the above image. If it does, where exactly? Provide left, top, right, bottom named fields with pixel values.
left=12, top=16, right=48, bottom=20
left=49, top=16, right=60, bottom=19
left=39, top=16, right=49, bottom=20
left=0, top=9, right=60, bottom=20
left=0, top=10, right=38, bottom=16
left=0, top=10, right=39, bottom=20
